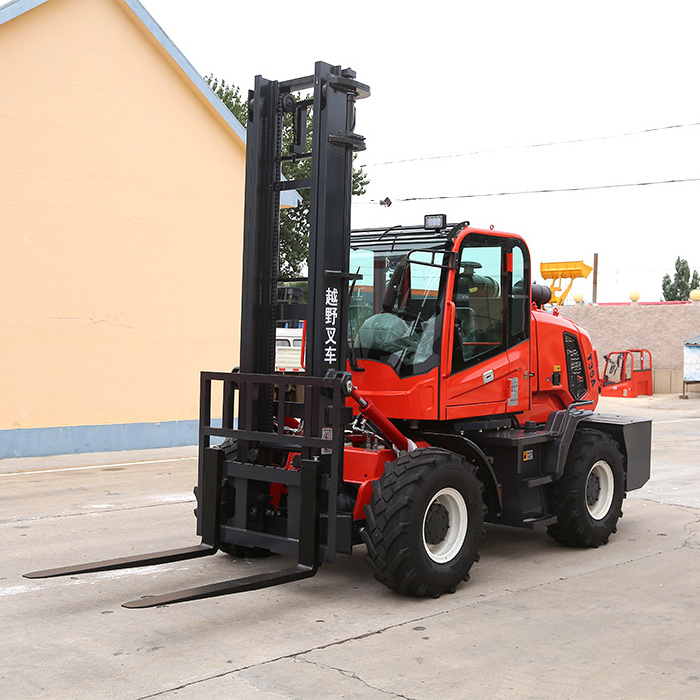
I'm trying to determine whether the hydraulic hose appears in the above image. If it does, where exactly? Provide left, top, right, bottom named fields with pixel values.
left=349, top=389, right=417, bottom=454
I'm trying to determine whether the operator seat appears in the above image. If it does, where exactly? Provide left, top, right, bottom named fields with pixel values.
left=354, top=312, right=410, bottom=357
left=354, top=254, right=413, bottom=357
left=453, top=272, right=477, bottom=362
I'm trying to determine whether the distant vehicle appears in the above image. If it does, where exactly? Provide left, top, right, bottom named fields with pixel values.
left=602, top=349, right=653, bottom=397
left=276, top=328, right=303, bottom=348
left=275, top=328, right=304, bottom=372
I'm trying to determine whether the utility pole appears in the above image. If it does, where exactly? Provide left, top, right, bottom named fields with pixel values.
left=592, top=253, right=599, bottom=303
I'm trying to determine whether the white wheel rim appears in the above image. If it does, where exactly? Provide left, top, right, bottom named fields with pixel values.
left=586, top=460, right=615, bottom=520
left=422, top=487, right=468, bottom=563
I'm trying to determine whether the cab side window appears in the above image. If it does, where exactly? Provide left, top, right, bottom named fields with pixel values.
left=510, top=245, right=528, bottom=344
left=452, top=244, right=504, bottom=373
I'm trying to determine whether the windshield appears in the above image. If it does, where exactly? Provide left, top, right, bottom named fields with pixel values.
left=349, top=247, right=447, bottom=376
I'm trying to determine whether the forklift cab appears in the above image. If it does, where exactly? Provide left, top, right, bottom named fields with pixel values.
left=350, top=220, right=532, bottom=420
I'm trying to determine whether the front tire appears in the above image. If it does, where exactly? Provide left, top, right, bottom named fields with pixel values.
left=547, top=428, right=625, bottom=547
left=362, top=447, right=484, bottom=597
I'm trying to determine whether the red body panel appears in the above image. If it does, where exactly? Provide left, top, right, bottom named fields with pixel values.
left=522, top=308, right=599, bottom=424
left=442, top=345, right=527, bottom=418
left=343, top=226, right=604, bottom=521
left=343, top=443, right=431, bottom=519
left=343, top=446, right=396, bottom=519
left=351, top=361, right=440, bottom=420
left=349, top=227, right=600, bottom=428
left=350, top=309, right=600, bottom=426
left=343, top=446, right=395, bottom=482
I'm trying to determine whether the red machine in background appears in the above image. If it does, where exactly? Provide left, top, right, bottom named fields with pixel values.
left=602, top=349, right=653, bottom=398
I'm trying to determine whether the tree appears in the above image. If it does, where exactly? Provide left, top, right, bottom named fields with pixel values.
left=205, top=75, right=246, bottom=126
left=662, top=257, right=700, bottom=300
left=205, top=75, right=369, bottom=277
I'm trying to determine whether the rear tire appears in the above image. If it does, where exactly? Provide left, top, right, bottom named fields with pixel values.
left=362, top=447, right=484, bottom=597
left=547, top=428, right=625, bottom=547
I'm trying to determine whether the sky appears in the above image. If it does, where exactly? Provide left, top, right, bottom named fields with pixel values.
left=140, top=0, right=700, bottom=303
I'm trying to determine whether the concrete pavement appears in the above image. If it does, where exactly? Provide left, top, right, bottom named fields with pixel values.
left=1, top=395, right=699, bottom=699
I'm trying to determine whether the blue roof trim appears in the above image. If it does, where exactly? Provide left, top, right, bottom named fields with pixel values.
left=0, top=0, right=300, bottom=206
left=0, top=0, right=246, bottom=144
left=0, top=0, right=49, bottom=24
left=122, top=0, right=247, bottom=145
left=123, top=0, right=301, bottom=205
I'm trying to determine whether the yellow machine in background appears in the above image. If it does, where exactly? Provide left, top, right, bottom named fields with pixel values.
left=540, top=260, right=594, bottom=305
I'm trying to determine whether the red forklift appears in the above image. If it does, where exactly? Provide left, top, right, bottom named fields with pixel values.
left=602, top=349, right=653, bottom=397
left=26, top=63, right=651, bottom=606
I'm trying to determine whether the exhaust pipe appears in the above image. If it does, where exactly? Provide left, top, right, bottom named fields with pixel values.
left=531, top=283, right=552, bottom=308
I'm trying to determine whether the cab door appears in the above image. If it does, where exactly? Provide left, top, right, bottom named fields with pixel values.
left=505, top=243, right=531, bottom=413
left=441, top=232, right=531, bottom=420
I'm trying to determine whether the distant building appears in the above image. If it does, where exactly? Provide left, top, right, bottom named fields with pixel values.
left=0, top=0, right=292, bottom=457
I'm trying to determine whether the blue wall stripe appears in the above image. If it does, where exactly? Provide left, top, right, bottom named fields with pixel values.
left=0, top=420, right=201, bottom=459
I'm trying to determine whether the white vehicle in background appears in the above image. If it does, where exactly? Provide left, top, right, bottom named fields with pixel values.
left=275, top=327, right=304, bottom=372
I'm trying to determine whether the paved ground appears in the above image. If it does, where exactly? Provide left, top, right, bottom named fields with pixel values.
left=1, top=395, right=699, bottom=699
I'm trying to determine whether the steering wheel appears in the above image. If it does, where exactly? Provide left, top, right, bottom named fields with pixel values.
left=397, top=308, right=422, bottom=329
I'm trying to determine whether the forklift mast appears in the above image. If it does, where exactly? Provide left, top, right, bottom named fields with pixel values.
left=194, top=63, right=371, bottom=568
left=241, top=62, right=368, bottom=384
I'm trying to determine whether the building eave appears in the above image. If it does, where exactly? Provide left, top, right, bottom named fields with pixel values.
left=0, top=0, right=49, bottom=24
left=0, top=0, right=301, bottom=206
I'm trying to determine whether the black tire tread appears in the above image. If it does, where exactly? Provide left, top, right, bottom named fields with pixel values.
left=362, top=447, right=484, bottom=598
left=547, top=428, right=625, bottom=548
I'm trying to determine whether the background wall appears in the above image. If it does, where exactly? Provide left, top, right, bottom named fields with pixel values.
left=559, top=302, right=700, bottom=394
left=0, top=0, right=245, bottom=457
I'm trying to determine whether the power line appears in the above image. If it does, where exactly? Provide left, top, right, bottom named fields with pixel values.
left=382, top=176, right=700, bottom=203
left=358, top=121, right=700, bottom=168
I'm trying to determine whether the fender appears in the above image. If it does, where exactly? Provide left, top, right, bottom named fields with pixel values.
left=423, top=432, right=502, bottom=514
left=542, top=401, right=596, bottom=478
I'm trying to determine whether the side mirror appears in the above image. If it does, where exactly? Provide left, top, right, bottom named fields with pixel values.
left=382, top=258, right=407, bottom=312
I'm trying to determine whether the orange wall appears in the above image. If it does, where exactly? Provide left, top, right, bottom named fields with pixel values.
left=0, top=0, right=245, bottom=433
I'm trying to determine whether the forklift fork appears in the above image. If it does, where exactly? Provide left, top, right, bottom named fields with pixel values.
left=24, top=447, right=320, bottom=608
